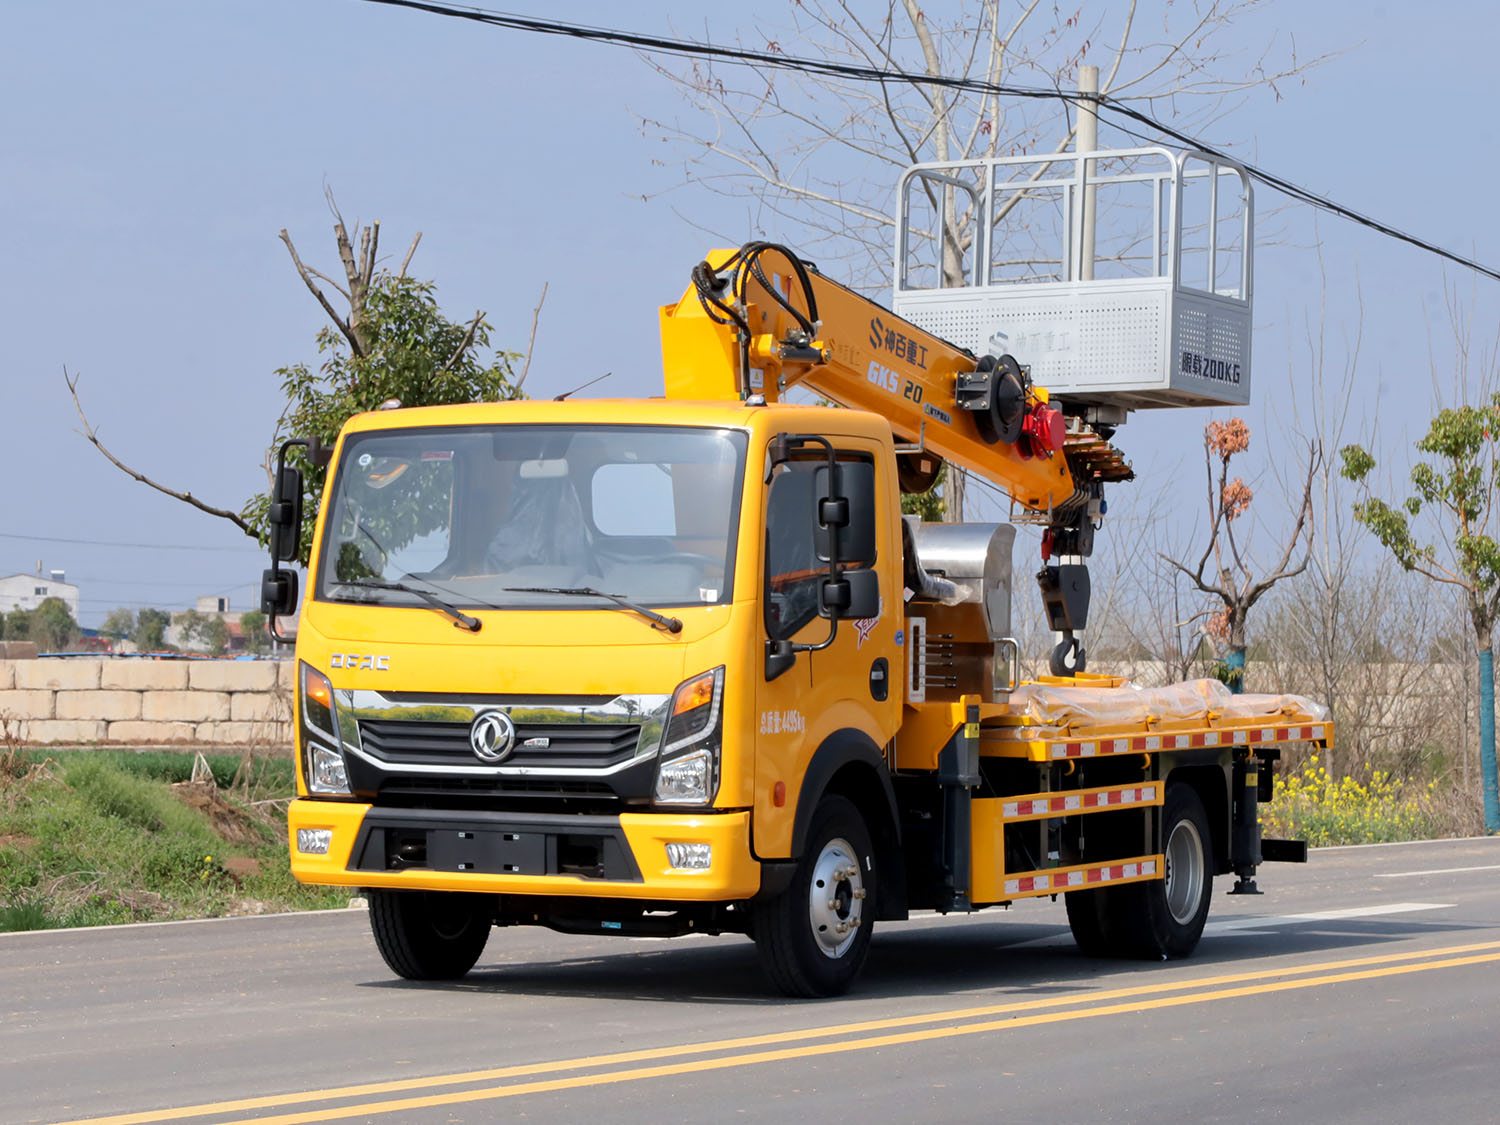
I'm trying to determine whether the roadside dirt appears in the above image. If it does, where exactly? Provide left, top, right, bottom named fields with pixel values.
left=169, top=780, right=265, bottom=846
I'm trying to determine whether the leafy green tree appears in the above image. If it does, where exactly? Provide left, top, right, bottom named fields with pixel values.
left=2, top=609, right=29, bottom=641
left=175, top=609, right=208, bottom=650
left=132, top=608, right=171, bottom=651
left=250, top=271, right=522, bottom=564
left=67, top=205, right=529, bottom=567
left=1342, top=396, right=1500, bottom=832
left=239, top=610, right=269, bottom=655
left=200, top=616, right=229, bottom=656
left=100, top=607, right=136, bottom=640
left=30, top=598, right=79, bottom=653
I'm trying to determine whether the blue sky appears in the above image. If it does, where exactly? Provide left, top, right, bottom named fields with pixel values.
left=4, top=1, right=1497, bottom=628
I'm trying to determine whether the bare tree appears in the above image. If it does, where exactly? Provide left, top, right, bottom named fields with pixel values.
left=1120, top=509, right=1216, bottom=686
left=277, top=189, right=422, bottom=361
left=1246, top=242, right=1443, bottom=776
left=640, top=1, right=1324, bottom=279
left=638, top=0, right=1330, bottom=517
left=1163, top=417, right=1317, bottom=691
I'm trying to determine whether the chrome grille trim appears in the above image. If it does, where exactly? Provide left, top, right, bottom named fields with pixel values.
left=332, top=688, right=672, bottom=779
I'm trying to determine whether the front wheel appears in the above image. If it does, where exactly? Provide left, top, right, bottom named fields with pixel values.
left=753, top=795, right=876, bottom=997
left=368, top=890, right=493, bottom=980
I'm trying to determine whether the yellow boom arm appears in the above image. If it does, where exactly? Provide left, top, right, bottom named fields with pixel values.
left=660, top=245, right=1079, bottom=514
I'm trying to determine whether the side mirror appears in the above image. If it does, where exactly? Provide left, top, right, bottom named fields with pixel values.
left=821, top=567, right=879, bottom=621
left=765, top=638, right=797, bottom=681
left=269, top=465, right=304, bottom=563
left=261, top=566, right=299, bottom=619
left=815, top=461, right=876, bottom=564
left=263, top=437, right=310, bottom=643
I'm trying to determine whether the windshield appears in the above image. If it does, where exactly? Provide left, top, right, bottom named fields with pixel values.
left=316, top=424, right=747, bottom=611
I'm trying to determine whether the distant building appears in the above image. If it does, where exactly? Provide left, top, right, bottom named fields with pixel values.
left=0, top=562, right=80, bottom=619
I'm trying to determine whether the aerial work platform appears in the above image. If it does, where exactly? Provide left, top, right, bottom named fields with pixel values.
left=892, top=146, right=1254, bottom=410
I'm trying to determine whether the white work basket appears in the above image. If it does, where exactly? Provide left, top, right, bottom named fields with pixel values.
left=891, top=147, right=1253, bottom=410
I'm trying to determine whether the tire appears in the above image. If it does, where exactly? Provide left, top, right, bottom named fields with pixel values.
left=1064, top=887, right=1114, bottom=956
left=368, top=890, right=493, bottom=980
left=753, top=795, right=876, bottom=997
left=1113, top=783, right=1214, bottom=959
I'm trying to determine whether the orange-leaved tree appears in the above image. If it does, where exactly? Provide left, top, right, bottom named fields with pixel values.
left=1165, top=418, right=1317, bottom=691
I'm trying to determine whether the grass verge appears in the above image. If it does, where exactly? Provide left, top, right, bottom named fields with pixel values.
left=0, top=747, right=346, bottom=932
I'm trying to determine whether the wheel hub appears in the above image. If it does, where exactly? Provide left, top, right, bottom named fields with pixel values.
left=807, top=836, right=865, bottom=958
left=1164, top=818, right=1205, bottom=926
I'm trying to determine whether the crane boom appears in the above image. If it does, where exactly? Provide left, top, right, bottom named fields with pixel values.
left=660, top=243, right=1132, bottom=673
left=662, top=245, right=1070, bottom=512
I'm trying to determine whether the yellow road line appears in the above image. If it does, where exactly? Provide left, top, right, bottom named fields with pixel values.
left=51, top=939, right=1500, bottom=1125
left=217, top=950, right=1500, bottom=1125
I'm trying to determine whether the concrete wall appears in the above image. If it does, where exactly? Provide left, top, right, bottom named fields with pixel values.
left=0, top=658, right=293, bottom=748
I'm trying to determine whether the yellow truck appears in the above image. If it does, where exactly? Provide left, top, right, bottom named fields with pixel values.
left=264, top=172, right=1328, bottom=995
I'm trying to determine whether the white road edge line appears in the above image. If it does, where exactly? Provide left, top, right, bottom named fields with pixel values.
left=1204, top=902, right=1454, bottom=934
left=1376, top=864, right=1500, bottom=878
left=996, top=902, right=1458, bottom=948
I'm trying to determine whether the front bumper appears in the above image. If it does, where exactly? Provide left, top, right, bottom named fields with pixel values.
left=287, top=799, right=761, bottom=900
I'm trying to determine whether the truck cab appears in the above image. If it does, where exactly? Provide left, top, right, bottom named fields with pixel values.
left=285, top=397, right=909, bottom=992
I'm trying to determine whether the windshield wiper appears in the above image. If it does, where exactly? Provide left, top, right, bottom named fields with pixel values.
left=504, top=586, right=683, bottom=634
left=341, top=578, right=481, bottom=632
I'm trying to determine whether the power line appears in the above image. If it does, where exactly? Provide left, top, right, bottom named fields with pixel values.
left=355, top=0, right=1500, bottom=284
left=0, top=531, right=262, bottom=553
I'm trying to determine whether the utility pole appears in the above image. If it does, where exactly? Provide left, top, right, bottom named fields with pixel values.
left=1077, top=65, right=1099, bottom=282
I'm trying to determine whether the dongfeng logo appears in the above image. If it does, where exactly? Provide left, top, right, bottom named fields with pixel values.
left=469, top=711, right=516, bottom=763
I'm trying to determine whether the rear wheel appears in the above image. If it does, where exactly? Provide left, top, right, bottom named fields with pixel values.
left=753, top=795, right=876, bottom=997
left=1115, top=783, right=1214, bottom=959
left=368, top=890, right=493, bottom=980
left=1064, top=887, right=1113, bottom=956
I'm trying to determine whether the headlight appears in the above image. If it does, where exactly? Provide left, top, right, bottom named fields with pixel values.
left=300, top=662, right=351, bottom=795
left=656, top=749, right=715, bottom=804
left=654, top=668, right=723, bottom=806
left=308, top=743, right=350, bottom=794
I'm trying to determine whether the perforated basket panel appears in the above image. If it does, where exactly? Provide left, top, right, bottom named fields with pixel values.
left=894, top=281, right=1250, bottom=409
left=1169, top=292, right=1251, bottom=406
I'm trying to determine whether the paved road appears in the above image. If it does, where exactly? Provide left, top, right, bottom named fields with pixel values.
left=4, top=836, right=1500, bottom=1124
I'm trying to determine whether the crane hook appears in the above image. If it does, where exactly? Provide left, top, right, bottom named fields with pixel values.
left=1050, top=633, right=1086, bottom=677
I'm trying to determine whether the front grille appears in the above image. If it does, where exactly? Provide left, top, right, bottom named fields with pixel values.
left=356, top=718, right=642, bottom=771
left=379, top=776, right=619, bottom=799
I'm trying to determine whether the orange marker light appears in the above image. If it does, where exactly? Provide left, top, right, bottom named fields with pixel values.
left=303, top=666, right=333, bottom=708
left=773, top=781, right=786, bottom=807
left=672, top=672, right=716, bottom=716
